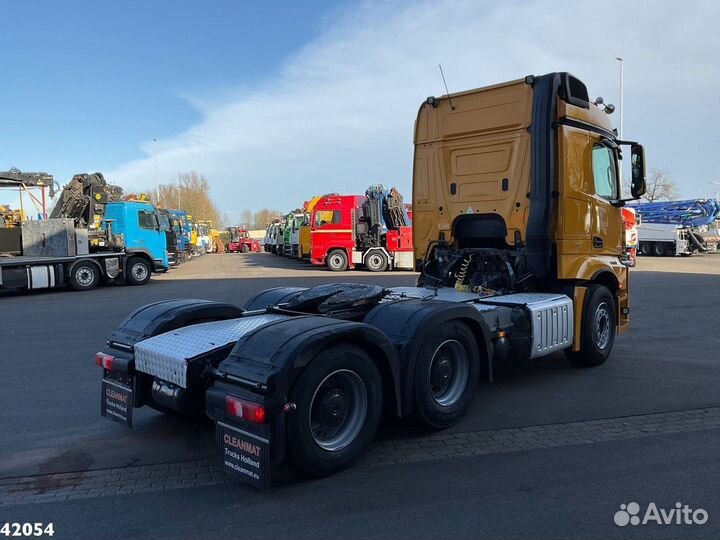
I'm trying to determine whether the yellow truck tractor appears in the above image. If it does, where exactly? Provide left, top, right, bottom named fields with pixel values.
left=414, top=71, right=646, bottom=365
left=97, top=72, right=646, bottom=488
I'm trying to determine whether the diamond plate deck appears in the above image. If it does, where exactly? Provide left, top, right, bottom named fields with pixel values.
left=134, top=314, right=289, bottom=387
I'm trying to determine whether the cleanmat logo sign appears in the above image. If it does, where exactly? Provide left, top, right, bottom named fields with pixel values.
left=614, top=502, right=709, bottom=527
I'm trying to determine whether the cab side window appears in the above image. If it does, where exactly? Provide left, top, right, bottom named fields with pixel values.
left=592, top=144, right=619, bottom=200
left=314, top=210, right=338, bottom=227
left=138, top=211, right=158, bottom=230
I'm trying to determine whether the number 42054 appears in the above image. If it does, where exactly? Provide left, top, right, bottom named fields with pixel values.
left=0, top=523, right=54, bottom=537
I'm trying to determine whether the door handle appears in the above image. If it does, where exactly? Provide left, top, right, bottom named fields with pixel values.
left=593, top=236, right=604, bottom=248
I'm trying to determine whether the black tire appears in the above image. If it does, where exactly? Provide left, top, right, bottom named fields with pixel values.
left=126, top=256, right=152, bottom=286
left=413, top=321, right=480, bottom=429
left=326, top=249, right=348, bottom=272
left=364, top=250, right=388, bottom=272
left=639, top=242, right=651, bottom=256
left=287, top=344, right=382, bottom=477
left=653, top=242, right=666, bottom=257
left=565, top=284, right=616, bottom=367
left=68, top=261, right=100, bottom=291
left=241, top=244, right=250, bottom=253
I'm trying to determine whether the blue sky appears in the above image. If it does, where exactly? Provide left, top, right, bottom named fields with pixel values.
left=2, top=0, right=719, bottom=219
left=1, top=0, right=345, bottom=189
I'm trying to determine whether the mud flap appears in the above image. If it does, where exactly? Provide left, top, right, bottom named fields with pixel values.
left=217, top=422, right=271, bottom=489
left=101, top=378, right=134, bottom=427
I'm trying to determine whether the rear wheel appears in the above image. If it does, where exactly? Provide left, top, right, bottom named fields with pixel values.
left=413, top=321, right=480, bottom=429
left=565, top=284, right=616, bottom=367
left=326, top=249, right=348, bottom=272
left=241, top=244, right=250, bottom=253
left=69, top=261, right=100, bottom=291
left=287, top=345, right=382, bottom=477
left=126, top=256, right=152, bottom=286
left=365, top=250, right=388, bottom=272
left=639, top=242, right=651, bottom=256
left=653, top=242, right=666, bottom=257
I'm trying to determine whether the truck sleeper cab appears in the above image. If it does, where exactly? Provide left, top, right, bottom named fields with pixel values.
left=97, top=72, right=646, bottom=489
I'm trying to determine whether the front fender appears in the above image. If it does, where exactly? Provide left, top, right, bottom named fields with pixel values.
left=559, top=254, right=627, bottom=288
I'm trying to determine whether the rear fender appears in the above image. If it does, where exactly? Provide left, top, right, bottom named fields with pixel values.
left=363, top=299, right=494, bottom=416
left=218, top=316, right=401, bottom=416
left=242, top=287, right=308, bottom=311
left=107, top=298, right=244, bottom=348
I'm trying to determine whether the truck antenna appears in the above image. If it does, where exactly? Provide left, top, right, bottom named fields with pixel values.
left=439, top=64, right=455, bottom=110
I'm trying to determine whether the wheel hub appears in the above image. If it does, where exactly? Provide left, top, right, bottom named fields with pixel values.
left=318, top=390, right=347, bottom=427
left=132, top=264, right=148, bottom=280
left=309, top=369, right=367, bottom=452
left=430, top=357, right=454, bottom=396
left=427, top=339, right=469, bottom=407
left=75, top=267, right=94, bottom=285
left=594, top=302, right=611, bottom=350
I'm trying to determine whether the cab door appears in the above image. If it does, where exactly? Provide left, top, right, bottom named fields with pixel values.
left=589, top=140, right=623, bottom=258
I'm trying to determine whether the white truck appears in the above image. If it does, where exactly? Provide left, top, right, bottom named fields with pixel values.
left=636, top=222, right=703, bottom=257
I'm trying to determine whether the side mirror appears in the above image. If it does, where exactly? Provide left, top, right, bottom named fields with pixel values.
left=630, top=144, right=646, bottom=199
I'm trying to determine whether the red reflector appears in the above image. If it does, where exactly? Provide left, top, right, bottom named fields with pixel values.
left=95, top=352, right=114, bottom=370
left=225, top=396, right=265, bottom=424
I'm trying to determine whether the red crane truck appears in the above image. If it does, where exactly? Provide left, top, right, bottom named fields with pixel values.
left=310, top=188, right=414, bottom=272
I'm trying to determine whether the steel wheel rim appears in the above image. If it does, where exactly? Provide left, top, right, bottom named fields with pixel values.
left=428, top=339, right=468, bottom=407
left=76, top=267, right=94, bottom=286
left=330, top=254, right=344, bottom=268
left=368, top=254, right=383, bottom=269
left=309, top=369, right=367, bottom=451
left=132, top=263, right=148, bottom=281
left=594, top=302, right=611, bottom=349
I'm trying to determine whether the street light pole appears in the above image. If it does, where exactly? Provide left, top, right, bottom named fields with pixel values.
left=616, top=57, right=624, bottom=140
left=709, top=181, right=720, bottom=201
left=153, top=138, right=159, bottom=206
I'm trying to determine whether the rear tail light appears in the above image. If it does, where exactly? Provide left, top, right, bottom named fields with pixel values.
left=225, top=396, right=266, bottom=423
left=96, top=352, right=114, bottom=370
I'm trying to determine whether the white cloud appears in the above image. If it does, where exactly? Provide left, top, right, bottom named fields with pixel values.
left=107, top=0, right=720, bottom=218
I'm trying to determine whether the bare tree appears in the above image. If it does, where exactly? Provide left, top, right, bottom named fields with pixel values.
left=628, top=168, right=679, bottom=202
left=148, top=171, right=222, bottom=226
left=622, top=169, right=680, bottom=202
left=252, top=208, right=283, bottom=229
left=239, top=209, right=253, bottom=229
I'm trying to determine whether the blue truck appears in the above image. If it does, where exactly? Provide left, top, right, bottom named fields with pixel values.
left=168, top=209, right=192, bottom=262
left=0, top=199, right=168, bottom=292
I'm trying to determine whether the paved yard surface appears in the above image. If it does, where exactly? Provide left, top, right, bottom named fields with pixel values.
left=1, top=252, right=719, bottom=539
